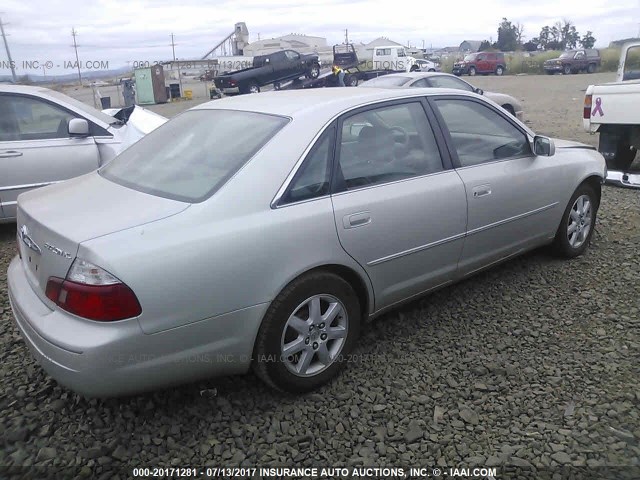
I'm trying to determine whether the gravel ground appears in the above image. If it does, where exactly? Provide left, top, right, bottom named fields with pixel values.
left=1, top=73, right=640, bottom=479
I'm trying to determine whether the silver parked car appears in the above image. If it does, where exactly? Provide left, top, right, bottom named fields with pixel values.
left=360, top=72, right=524, bottom=120
left=8, top=88, right=605, bottom=397
left=0, top=85, right=167, bottom=222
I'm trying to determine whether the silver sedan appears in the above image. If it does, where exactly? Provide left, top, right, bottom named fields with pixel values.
left=8, top=87, right=605, bottom=397
left=359, top=72, right=524, bottom=120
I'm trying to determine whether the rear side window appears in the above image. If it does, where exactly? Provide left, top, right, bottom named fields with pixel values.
left=280, top=126, right=335, bottom=205
left=100, top=110, right=289, bottom=203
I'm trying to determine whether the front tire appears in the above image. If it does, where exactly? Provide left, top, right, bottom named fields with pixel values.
left=468, top=66, right=477, bottom=76
left=563, top=65, right=572, bottom=75
left=552, top=184, right=598, bottom=258
left=252, top=271, right=361, bottom=393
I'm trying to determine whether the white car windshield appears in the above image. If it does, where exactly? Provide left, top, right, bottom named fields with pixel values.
left=100, top=110, right=289, bottom=202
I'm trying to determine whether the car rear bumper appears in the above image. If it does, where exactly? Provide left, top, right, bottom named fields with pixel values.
left=8, top=256, right=268, bottom=397
left=220, top=87, right=240, bottom=94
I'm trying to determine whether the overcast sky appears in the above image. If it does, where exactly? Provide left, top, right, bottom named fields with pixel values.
left=1, top=0, right=639, bottom=75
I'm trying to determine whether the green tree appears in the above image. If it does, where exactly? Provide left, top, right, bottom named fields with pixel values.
left=538, top=26, right=551, bottom=49
left=496, top=17, right=519, bottom=51
left=478, top=40, right=492, bottom=51
left=580, top=31, right=596, bottom=48
left=523, top=38, right=540, bottom=51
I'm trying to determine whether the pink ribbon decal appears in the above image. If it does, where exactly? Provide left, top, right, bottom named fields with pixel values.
left=591, top=97, right=603, bottom=117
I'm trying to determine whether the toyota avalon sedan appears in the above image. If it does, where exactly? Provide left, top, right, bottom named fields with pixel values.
left=8, top=88, right=605, bottom=397
left=359, top=72, right=524, bottom=120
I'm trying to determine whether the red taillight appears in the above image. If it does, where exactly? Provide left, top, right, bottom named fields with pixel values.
left=584, top=94, right=592, bottom=119
left=46, top=276, right=141, bottom=322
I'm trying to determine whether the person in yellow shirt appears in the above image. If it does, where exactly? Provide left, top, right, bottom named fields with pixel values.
left=331, top=65, right=346, bottom=87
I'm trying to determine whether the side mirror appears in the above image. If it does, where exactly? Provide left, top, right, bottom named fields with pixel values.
left=68, top=118, right=89, bottom=137
left=474, top=87, right=484, bottom=95
left=533, top=135, right=555, bottom=156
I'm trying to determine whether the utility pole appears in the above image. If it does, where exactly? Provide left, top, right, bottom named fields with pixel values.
left=0, top=15, right=17, bottom=83
left=71, top=28, right=82, bottom=85
left=170, top=33, right=176, bottom=61
left=170, top=33, right=183, bottom=98
left=345, top=29, right=349, bottom=45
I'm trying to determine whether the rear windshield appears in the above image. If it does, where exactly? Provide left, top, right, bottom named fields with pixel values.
left=361, top=76, right=411, bottom=87
left=100, top=109, right=289, bottom=203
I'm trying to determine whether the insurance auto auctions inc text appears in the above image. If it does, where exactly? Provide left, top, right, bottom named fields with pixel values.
left=199, top=466, right=498, bottom=478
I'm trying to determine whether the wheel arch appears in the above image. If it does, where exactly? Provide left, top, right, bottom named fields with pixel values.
left=579, top=175, right=602, bottom=208
left=298, top=264, right=372, bottom=320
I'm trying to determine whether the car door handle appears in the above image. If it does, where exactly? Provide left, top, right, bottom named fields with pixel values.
left=343, top=212, right=371, bottom=229
left=0, top=150, right=23, bottom=158
left=472, top=185, right=492, bottom=198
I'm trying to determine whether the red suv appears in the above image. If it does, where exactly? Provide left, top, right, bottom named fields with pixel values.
left=452, top=51, right=506, bottom=76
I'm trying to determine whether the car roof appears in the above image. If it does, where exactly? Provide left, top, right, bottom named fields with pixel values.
left=193, top=87, right=474, bottom=118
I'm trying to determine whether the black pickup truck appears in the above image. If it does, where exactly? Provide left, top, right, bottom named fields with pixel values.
left=214, top=50, right=320, bottom=94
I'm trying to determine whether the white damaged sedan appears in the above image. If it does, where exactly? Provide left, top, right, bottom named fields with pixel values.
left=8, top=88, right=605, bottom=397
left=0, top=85, right=167, bottom=222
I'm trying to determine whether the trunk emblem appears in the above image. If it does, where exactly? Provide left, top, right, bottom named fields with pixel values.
left=44, top=243, right=72, bottom=259
left=20, top=225, right=42, bottom=255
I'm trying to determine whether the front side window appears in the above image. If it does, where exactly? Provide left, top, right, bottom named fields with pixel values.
left=281, top=127, right=335, bottom=205
left=428, top=76, right=474, bottom=92
left=410, top=79, right=430, bottom=88
left=336, top=102, right=443, bottom=191
left=101, top=110, right=289, bottom=203
left=434, top=98, right=531, bottom=167
left=285, top=51, right=300, bottom=61
left=0, top=95, right=75, bottom=141
left=361, top=75, right=411, bottom=87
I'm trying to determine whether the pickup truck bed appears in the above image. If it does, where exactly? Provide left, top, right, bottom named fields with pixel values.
left=584, top=70, right=640, bottom=188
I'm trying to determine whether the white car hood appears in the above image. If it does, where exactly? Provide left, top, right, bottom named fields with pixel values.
left=102, top=105, right=167, bottom=151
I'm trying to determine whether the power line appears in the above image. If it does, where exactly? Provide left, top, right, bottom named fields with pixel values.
left=0, top=14, right=17, bottom=83
left=71, top=27, right=81, bottom=85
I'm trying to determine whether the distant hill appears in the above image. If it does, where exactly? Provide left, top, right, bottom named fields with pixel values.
left=0, top=66, right=132, bottom=84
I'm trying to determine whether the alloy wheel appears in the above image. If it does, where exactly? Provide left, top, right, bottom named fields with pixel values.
left=280, top=294, right=348, bottom=377
left=567, top=194, right=592, bottom=248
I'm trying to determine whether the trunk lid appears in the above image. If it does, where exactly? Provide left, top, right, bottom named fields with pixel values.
left=17, top=172, right=189, bottom=303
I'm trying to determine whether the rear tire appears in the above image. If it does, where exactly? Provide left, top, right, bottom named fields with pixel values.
left=252, top=271, right=361, bottom=393
left=552, top=184, right=598, bottom=259
left=307, top=64, right=320, bottom=79
left=587, top=63, right=596, bottom=74
left=495, top=66, right=504, bottom=76
left=345, top=74, right=358, bottom=87
left=244, top=81, right=260, bottom=94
